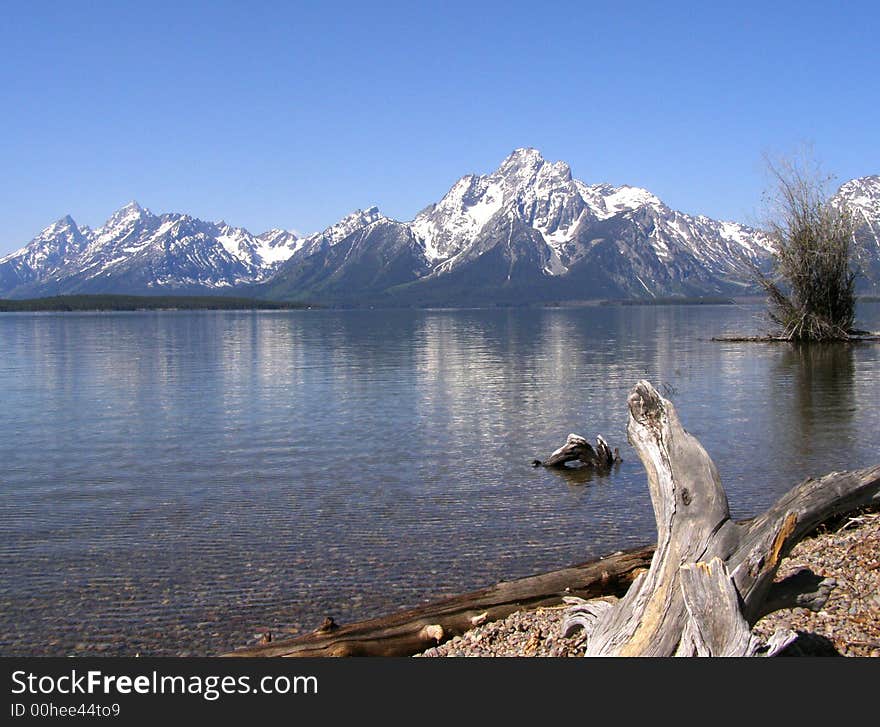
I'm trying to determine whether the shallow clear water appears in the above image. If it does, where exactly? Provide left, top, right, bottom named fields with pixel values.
left=1, top=303, right=879, bottom=655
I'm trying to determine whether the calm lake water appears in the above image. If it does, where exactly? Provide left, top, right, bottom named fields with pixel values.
left=1, top=303, right=879, bottom=656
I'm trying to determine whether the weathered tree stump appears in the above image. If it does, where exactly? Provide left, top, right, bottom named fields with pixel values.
left=533, top=433, right=621, bottom=470
left=562, top=380, right=880, bottom=656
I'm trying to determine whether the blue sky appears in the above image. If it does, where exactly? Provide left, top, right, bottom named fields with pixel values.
left=2, top=0, right=878, bottom=254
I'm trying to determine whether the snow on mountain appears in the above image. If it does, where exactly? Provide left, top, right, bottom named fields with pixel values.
left=0, top=202, right=310, bottom=296
left=255, top=229, right=302, bottom=265
left=0, top=198, right=396, bottom=298
left=1, top=216, right=89, bottom=272
left=836, top=175, right=880, bottom=247
left=404, top=148, right=772, bottom=297
left=81, top=202, right=303, bottom=279
left=837, top=175, right=880, bottom=216
left=412, top=148, right=590, bottom=269
left=261, top=149, right=783, bottom=304
left=834, top=175, right=880, bottom=288
left=293, top=206, right=385, bottom=260
left=0, top=216, right=93, bottom=293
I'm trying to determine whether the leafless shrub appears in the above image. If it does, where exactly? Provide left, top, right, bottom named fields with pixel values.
left=754, top=153, right=858, bottom=341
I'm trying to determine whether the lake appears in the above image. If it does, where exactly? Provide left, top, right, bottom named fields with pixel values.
left=1, top=303, right=879, bottom=656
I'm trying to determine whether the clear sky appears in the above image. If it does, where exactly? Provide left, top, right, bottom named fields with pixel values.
left=2, top=0, right=878, bottom=255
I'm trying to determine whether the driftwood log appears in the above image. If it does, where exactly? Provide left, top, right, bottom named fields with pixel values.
left=562, top=380, right=880, bottom=656
left=223, top=546, right=653, bottom=657
left=532, top=433, right=621, bottom=470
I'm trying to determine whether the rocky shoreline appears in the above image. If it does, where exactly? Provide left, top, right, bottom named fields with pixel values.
left=418, top=508, right=880, bottom=657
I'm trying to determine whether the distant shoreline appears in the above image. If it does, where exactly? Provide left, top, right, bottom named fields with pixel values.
left=0, top=294, right=737, bottom=312
left=3, top=293, right=878, bottom=313
left=0, top=294, right=315, bottom=312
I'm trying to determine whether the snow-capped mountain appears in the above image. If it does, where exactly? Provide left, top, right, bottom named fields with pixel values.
left=0, top=202, right=305, bottom=297
left=418, top=148, right=771, bottom=284
left=0, top=200, right=395, bottom=298
left=834, top=175, right=880, bottom=288
left=264, top=148, right=776, bottom=304
left=0, top=216, right=91, bottom=293
left=3, top=151, right=877, bottom=303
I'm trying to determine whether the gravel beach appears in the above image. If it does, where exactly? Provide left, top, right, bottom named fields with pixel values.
left=417, top=508, right=880, bottom=657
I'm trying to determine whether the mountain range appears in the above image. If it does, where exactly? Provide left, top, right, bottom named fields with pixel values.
left=2, top=150, right=878, bottom=305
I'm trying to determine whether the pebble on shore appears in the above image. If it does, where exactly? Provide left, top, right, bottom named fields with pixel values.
left=417, top=509, right=880, bottom=657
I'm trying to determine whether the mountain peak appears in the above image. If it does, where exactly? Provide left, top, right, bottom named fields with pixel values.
left=311, top=206, right=385, bottom=247
left=55, top=214, right=77, bottom=227
left=35, top=215, right=80, bottom=239
left=498, top=148, right=546, bottom=174
left=340, top=206, right=382, bottom=224
left=106, top=200, right=151, bottom=225
left=503, top=147, right=544, bottom=163
left=495, top=148, right=575, bottom=189
left=838, top=175, right=880, bottom=193
left=836, top=176, right=880, bottom=214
